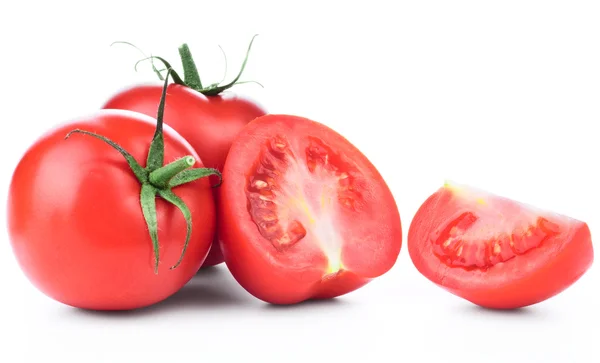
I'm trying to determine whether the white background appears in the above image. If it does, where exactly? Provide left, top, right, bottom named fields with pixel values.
left=1, top=1, right=599, bottom=362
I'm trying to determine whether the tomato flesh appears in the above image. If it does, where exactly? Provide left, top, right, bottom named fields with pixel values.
left=246, top=135, right=365, bottom=272
left=103, top=83, right=267, bottom=267
left=219, top=115, right=402, bottom=304
left=408, top=182, right=594, bottom=309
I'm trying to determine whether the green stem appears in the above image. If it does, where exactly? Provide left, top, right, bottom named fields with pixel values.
left=149, top=156, right=195, bottom=188
left=178, top=43, right=203, bottom=90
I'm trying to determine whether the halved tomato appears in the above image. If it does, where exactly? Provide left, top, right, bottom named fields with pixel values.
left=408, top=181, right=594, bottom=309
left=218, top=114, right=402, bottom=304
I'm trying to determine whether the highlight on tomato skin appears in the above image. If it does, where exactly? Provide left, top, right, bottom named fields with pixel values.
left=217, top=114, right=403, bottom=304
left=407, top=181, right=594, bottom=309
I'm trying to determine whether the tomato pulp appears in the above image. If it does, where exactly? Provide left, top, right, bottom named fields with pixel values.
left=7, top=110, right=217, bottom=310
left=218, top=114, right=402, bottom=304
left=408, top=182, right=594, bottom=309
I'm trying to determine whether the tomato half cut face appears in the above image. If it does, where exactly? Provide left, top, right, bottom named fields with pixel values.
left=408, top=182, right=594, bottom=309
left=218, top=115, right=402, bottom=304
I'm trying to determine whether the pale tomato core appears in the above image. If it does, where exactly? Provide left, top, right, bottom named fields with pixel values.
left=246, top=135, right=362, bottom=275
left=431, top=182, right=560, bottom=270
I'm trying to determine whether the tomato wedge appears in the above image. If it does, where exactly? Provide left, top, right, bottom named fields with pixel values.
left=408, top=181, right=594, bottom=309
left=218, top=115, right=402, bottom=304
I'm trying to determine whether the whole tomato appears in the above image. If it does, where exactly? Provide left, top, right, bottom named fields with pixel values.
left=103, top=36, right=267, bottom=267
left=7, top=72, right=220, bottom=310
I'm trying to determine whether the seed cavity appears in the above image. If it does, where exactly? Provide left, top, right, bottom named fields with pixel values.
left=245, top=135, right=365, bottom=256
left=270, top=136, right=288, bottom=154
left=245, top=135, right=304, bottom=250
left=430, top=212, right=560, bottom=270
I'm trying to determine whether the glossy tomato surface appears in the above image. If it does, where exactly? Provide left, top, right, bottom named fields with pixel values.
left=408, top=182, right=594, bottom=309
left=103, top=83, right=266, bottom=266
left=7, top=110, right=216, bottom=310
left=218, top=114, right=402, bottom=304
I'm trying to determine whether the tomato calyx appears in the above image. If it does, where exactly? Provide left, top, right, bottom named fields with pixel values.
left=65, top=69, right=222, bottom=274
left=115, top=35, right=263, bottom=96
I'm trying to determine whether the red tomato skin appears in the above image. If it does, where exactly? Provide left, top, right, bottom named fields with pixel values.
left=408, top=187, right=594, bottom=309
left=7, top=110, right=216, bottom=310
left=102, top=83, right=266, bottom=267
left=218, top=114, right=401, bottom=304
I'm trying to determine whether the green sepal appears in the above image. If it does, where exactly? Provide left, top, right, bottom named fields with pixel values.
left=110, top=41, right=165, bottom=80
left=200, top=34, right=259, bottom=96
left=134, top=56, right=186, bottom=86
left=140, top=184, right=160, bottom=274
left=169, top=168, right=223, bottom=188
left=178, top=43, right=203, bottom=90
left=64, top=130, right=148, bottom=183
left=158, top=189, right=192, bottom=270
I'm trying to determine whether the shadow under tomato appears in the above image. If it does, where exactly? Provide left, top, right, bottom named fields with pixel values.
left=65, top=265, right=255, bottom=319
left=195, top=264, right=223, bottom=274
left=458, top=303, right=547, bottom=319
left=262, top=297, right=349, bottom=311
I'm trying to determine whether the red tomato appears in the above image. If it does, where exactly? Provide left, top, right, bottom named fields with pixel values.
left=218, top=114, right=402, bottom=304
left=103, top=39, right=267, bottom=267
left=7, top=109, right=217, bottom=310
left=408, top=182, right=594, bottom=309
